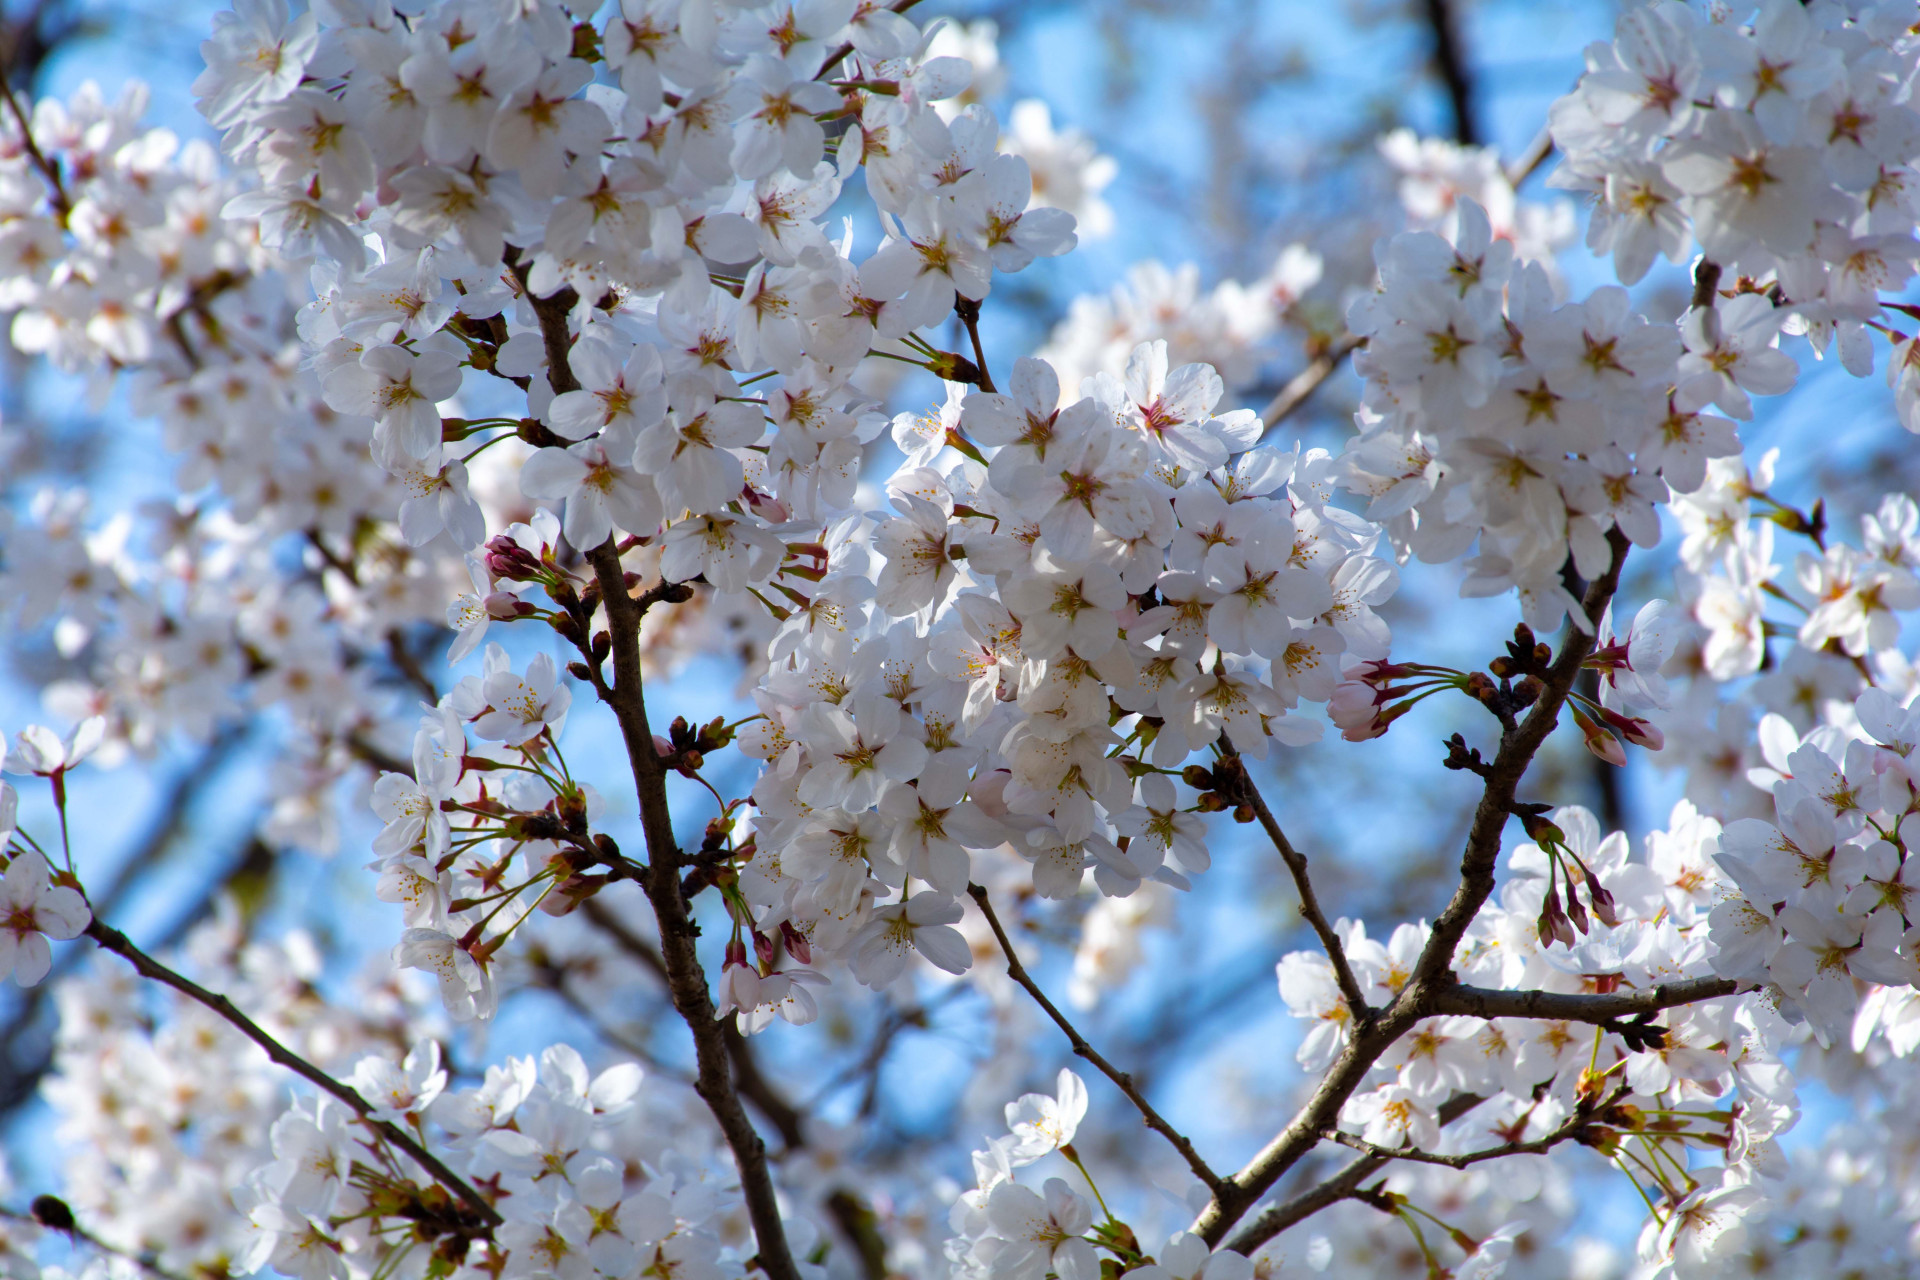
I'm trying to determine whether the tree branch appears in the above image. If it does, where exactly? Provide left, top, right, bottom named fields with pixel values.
left=1421, top=0, right=1478, bottom=146
left=1426, top=977, right=1744, bottom=1024
left=1220, top=1094, right=1486, bottom=1255
left=83, top=919, right=501, bottom=1230
left=1318, top=1084, right=1625, bottom=1171
left=1, top=1202, right=194, bottom=1280
left=579, top=901, right=897, bottom=1278
left=967, top=883, right=1224, bottom=1194
left=1212, top=742, right=1369, bottom=1021
left=537, top=318, right=806, bottom=1255
left=1504, top=129, right=1555, bottom=188
left=1691, top=257, right=1722, bottom=310
left=1256, top=335, right=1360, bottom=442
left=582, top=534, right=800, bottom=1280
left=0, top=54, right=68, bottom=220
left=1190, top=531, right=1632, bottom=1246
left=1402, top=528, right=1631, bottom=999
left=954, top=297, right=996, bottom=393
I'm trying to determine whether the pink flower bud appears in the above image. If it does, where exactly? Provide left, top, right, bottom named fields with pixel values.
left=743, top=487, right=790, bottom=523
left=1329, top=681, right=1382, bottom=739
left=484, top=536, right=543, bottom=581
left=1599, top=706, right=1663, bottom=751
left=1585, top=869, right=1619, bottom=927
left=1573, top=707, right=1626, bottom=767
left=1350, top=659, right=1415, bottom=687
left=483, top=591, right=525, bottom=620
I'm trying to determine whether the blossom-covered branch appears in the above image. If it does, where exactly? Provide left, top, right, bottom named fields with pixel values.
left=83, top=918, right=501, bottom=1230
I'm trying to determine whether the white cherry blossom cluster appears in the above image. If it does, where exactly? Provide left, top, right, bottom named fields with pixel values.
left=1549, top=0, right=1920, bottom=386
left=1339, top=198, right=1737, bottom=634
left=235, top=1041, right=755, bottom=1280
left=1706, top=687, right=1920, bottom=1043
left=715, top=342, right=1404, bottom=1014
left=36, top=912, right=438, bottom=1275
left=16, top=0, right=1920, bottom=1278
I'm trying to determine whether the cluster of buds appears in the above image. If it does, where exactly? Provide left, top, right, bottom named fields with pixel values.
left=1181, top=761, right=1256, bottom=824
left=352, top=1167, right=489, bottom=1274
left=654, top=715, right=739, bottom=779
left=1513, top=805, right=1619, bottom=948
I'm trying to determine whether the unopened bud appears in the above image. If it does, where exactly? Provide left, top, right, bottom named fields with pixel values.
left=31, top=1195, right=75, bottom=1234
left=743, top=487, right=791, bottom=522
left=1351, top=659, right=1414, bottom=686
left=1599, top=705, right=1663, bottom=751
left=485, top=537, right=543, bottom=581
left=1565, top=883, right=1590, bottom=935
left=1520, top=812, right=1565, bottom=848
left=1586, top=870, right=1619, bottom=927
left=1573, top=707, right=1627, bottom=767
left=780, top=920, right=812, bottom=964
left=483, top=591, right=526, bottom=620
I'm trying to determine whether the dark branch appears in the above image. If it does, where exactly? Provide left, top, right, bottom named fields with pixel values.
left=1426, top=977, right=1744, bottom=1024
left=968, top=883, right=1224, bottom=1194
left=1221, top=1094, right=1486, bottom=1254
left=1318, top=1084, right=1626, bottom=1171
left=1212, top=743, right=1370, bottom=1022
left=84, top=919, right=500, bottom=1229
left=1191, top=532, right=1632, bottom=1246
left=1, top=1202, right=194, bottom=1280
left=1421, top=0, right=1478, bottom=146
left=1256, top=335, right=1360, bottom=442
left=579, top=532, right=800, bottom=1280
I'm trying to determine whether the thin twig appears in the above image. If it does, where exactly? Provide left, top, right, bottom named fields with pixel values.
left=0, top=55, right=68, bottom=220
left=0, top=731, right=244, bottom=1116
left=1221, top=1094, right=1486, bottom=1254
left=1318, top=1084, right=1624, bottom=1171
left=967, top=883, right=1224, bottom=1194
left=1212, top=742, right=1370, bottom=1022
left=0, top=1204, right=193, bottom=1280
left=1256, top=335, right=1360, bottom=440
left=812, top=0, right=924, bottom=81
left=1504, top=129, right=1555, bottom=188
left=386, top=628, right=441, bottom=702
left=83, top=919, right=501, bottom=1229
left=954, top=297, right=996, bottom=393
